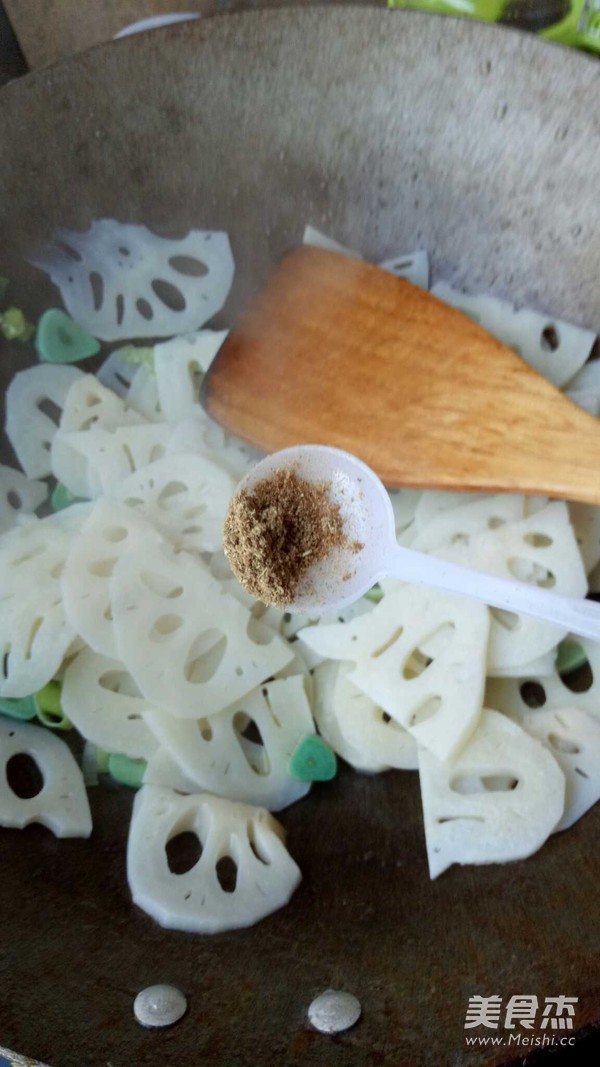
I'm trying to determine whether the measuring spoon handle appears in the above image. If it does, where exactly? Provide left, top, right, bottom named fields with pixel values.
left=382, top=544, right=600, bottom=641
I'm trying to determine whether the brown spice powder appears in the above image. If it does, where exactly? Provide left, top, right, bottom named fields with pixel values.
left=223, top=467, right=348, bottom=608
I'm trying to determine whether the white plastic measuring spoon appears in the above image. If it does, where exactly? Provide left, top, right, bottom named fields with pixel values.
left=235, top=444, right=600, bottom=640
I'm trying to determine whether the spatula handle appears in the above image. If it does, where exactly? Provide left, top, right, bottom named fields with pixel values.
left=383, top=545, right=600, bottom=641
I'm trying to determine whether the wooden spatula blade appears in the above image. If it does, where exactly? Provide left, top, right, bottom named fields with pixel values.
left=203, top=245, right=600, bottom=504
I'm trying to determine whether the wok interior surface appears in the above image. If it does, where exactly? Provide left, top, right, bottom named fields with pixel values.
left=0, top=10, right=599, bottom=1065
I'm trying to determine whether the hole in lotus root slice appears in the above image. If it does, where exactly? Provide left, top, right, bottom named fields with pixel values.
left=6, top=752, right=45, bottom=799
left=97, top=350, right=138, bottom=397
left=151, top=278, right=186, bottom=312
left=166, top=830, right=203, bottom=875
left=233, top=712, right=270, bottom=777
left=378, top=249, right=429, bottom=289
left=402, top=623, right=456, bottom=680
left=520, top=681, right=547, bottom=708
left=507, top=558, right=556, bottom=589
left=169, top=255, right=209, bottom=278
left=215, top=854, right=238, bottom=893
left=450, top=773, right=519, bottom=794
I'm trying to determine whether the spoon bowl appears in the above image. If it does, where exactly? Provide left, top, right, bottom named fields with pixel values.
left=236, top=445, right=600, bottom=641
left=236, top=444, right=392, bottom=613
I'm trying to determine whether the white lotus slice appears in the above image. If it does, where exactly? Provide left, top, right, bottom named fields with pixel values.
left=167, top=409, right=226, bottom=456
left=274, top=648, right=314, bottom=696
left=143, top=675, right=314, bottom=811
left=589, top=560, right=600, bottom=594
left=61, top=499, right=162, bottom=657
left=299, top=583, right=489, bottom=760
left=313, top=662, right=385, bottom=773
left=568, top=502, right=600, bottom=574
left=51, top=431, right=94, bottom=499
left=127, top=785, right=301, bottom=933
left=126, top=365, right=162, bottom=421
left=303, top=228, right=431, bottom=290
left=143, top=746, right=200, bottom=793
left=92, top=422, right=171, bottom=494
left=0, top=465, right=47, bottom=534
left=0, top=504, right=91, bottom=696
left=60, top=373, right=145, bottom=433
left=412, top=493, right=525, bottom=554
left=97, top=349, right=139, bottom=396
left=55, top=422, right=171, bottom=498
left=437, top=502, right=587, bottom=670
left=111, top=538, right=293, bottom=718
left=81, top=739, right=100, bottom=786
left=61, top=499, right=162, bottom=658
left=378, top=249, right=429, bottom=289
left=566, top=387, right=600, bottom=418
left=432, top=282, right=595, bottom=387
left=292, top=596, right=375, bottom=672
left=61, top=649, right=159, bottom=760
left=31, top=220, right=235, bottom=340
left=215, top=571, right=260, bottom=611
left=97, top=353, right=162, bottom=420
left=51, top=374, right=148, bottom=499
left=216, top=433, right=263, bottom=481
left=565, top=359, right=600, bottom=417
left=0, top=718, right=92, bottom=837
left=419, top=709, right=565, bottom=878
left=524, top=497, right=550, bottom=516
left=502, top=307, right=596, bottom=387
left=5, top=363, right=84, bottom=478
left=166, top=408, right=259, bottom=482
left=302, top=225, right=361, bottom=258
left=486, top=650, right=556, bottom=680
left=485, top=636, right=600, bottom=724
left=153, top=329, right=228, bottom=422
left=413, top=490, right=482, bottom=532
left=114, top=452, right=235, bottom=554
left=389, top=489, right=421, bottom=546
left=313, top=661, right=417, bottom=773
left=520, top=707, right=600, bottom=831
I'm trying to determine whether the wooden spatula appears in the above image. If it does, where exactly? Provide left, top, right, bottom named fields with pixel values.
left=202, top=245, right=600, bottom=505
